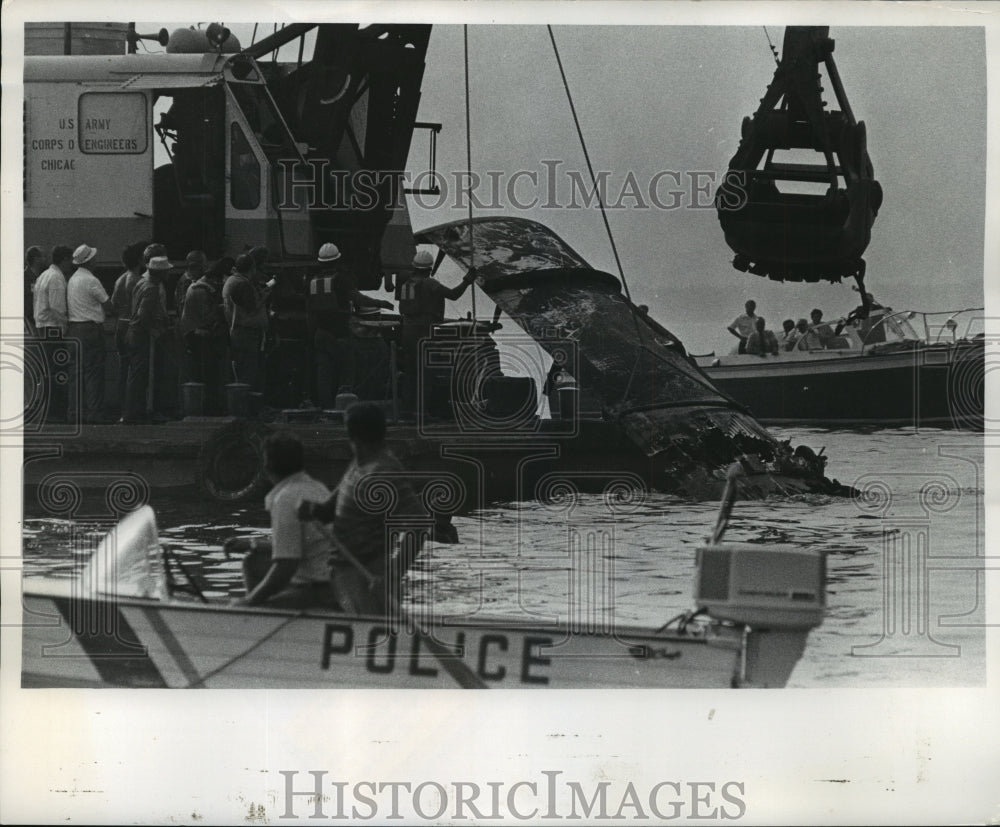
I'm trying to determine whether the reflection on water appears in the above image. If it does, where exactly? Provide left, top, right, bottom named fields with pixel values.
left=21, top=427, right=985, bottom=687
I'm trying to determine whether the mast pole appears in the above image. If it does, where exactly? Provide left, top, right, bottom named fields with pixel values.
left=463, top=25, right=477, bottom=321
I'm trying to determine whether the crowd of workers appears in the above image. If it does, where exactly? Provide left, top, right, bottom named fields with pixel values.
left=25, top=240, right=477, bottom=424
left=726, top=297, right=887, bottom=357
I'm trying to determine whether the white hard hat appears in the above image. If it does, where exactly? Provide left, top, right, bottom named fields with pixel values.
left=412, top=250, right=434, bottom=270
left=318, top=243, right=341, bottom=262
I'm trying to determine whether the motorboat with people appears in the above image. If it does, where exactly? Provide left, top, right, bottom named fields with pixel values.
left=696, top=302, right=985, bottom=428
left=21, top=481, right=827, bottom=689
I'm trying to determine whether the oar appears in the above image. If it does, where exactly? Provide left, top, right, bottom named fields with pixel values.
left=312, top=522, right=488, bottom=689
left=710, top=462, right=744, bottom=546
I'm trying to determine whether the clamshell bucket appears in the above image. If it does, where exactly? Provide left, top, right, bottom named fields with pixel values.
left=716, top=26, right=882, bottom=283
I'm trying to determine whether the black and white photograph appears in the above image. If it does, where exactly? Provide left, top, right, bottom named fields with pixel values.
left=2, top=1, right=997, bottom=824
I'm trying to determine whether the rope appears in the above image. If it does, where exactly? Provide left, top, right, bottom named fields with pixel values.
left=187, top=611, right=304, bottom=687
left=547, top=27, right=631, bottom=301
left=463, top=25, right=478, bottom=321
left=547, top=26, right=647, bottom=366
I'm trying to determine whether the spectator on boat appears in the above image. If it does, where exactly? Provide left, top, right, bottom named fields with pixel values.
left=308, top=243, right=393, bottom=408
left=399, top=250, right=477, bottom=418
left=111, top=243, right=147, bottom=421
left=780, top=319, right=796, bottom=350
left=33, top=245, right=74, bottom=423
left=745, top=316, right=779, bottom=356
left=727, top=300, right=757, bottom=354
left=298, top=402, right=424, bottom=615
left=181, top=258, right=229, bottom=414
left=227, top=432, right=337, bottom=609
left=24, top=246, right=47, bottom=334
left=124, top=256, right=171, bottom=423
left=66, top=244, right=115, bottom=423
left=223, top=253, right=269, bottom=391
left=790, top=317, right=821, bottom=350
left=809, top=308, right=835, bottom=348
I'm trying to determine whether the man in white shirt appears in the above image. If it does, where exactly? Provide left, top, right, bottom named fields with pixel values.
left=33, top=245, right=72, bottom=335
left=67, top=244, right=114, bottom=423
left=32, top=245, right=75, bottom=423
left=726, top=299, right=757, bottom=355
left=226, top=432, right=336, bottom=609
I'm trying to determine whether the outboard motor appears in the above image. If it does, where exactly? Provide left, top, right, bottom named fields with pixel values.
left=716, top=27, right=882, bottom=295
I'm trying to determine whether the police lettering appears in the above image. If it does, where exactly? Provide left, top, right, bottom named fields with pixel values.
left=520, top=636, right=552, bottom=685
left=319, top=623, right=553, bottom=685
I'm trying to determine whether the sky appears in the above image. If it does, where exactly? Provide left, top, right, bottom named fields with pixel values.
left=405, top=25, right=986, bottom=354
left=74, top=21, right=992, bottom=354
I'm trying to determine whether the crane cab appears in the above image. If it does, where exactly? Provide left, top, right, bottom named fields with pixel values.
left=24, top=51, right=311, bottom=275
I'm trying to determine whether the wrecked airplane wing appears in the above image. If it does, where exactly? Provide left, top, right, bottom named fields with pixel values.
left=417, top=217, right=851, bottom=498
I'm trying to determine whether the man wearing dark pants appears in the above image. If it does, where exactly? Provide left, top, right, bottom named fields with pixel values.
left=222, top=254, right=269, bottom=391
left=124, top=256, right=170, bottom=423
left=66, top=244, right=114, bottom=423
left=398, top=250, right=476, bottom=419
left=308, top=243, right=392, bottom=408
left=24, top=246, right=47, bottom=335
left=180, top=259, right=228, bottom=414
left=110, top=243, right=146, bottom=421
left=31, top=245, right=73, bottom=423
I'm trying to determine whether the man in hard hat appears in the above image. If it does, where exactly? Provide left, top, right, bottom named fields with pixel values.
left=66, top=244, right=115, bottom=423
left=398, top=249, right=477, bottom=419
left=308, top=242, right=392, bottom=409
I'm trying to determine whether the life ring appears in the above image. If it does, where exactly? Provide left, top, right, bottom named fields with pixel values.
left=197, top=421, right=272, bottom=502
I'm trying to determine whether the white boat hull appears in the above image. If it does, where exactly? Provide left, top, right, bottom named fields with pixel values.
left=20, top=585, right=808, bottom=689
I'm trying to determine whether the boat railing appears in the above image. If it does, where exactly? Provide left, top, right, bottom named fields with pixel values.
left=860, top=307, right=984, bottom=349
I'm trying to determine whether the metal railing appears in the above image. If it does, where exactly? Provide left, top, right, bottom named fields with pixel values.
left=859, top=307, right=984, bottom=349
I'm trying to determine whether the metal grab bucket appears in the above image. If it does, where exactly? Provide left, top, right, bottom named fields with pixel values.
left=181, top=382, right=205, bottom=417
left=224, top=383, right=252, bottom=418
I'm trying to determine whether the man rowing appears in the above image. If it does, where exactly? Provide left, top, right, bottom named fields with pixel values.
left=298, top=402, right=425, bottom=615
